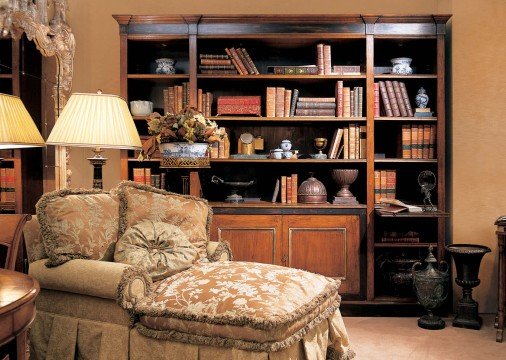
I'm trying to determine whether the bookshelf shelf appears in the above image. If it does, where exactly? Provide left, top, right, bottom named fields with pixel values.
left=374, top=158, right=438, bottom=163
left=374, top=74, right=437, bottom=79
left=214, top=116, right=367, bottom=122
left=0, top=74, right=13, bottom=78
left=116, top=14, right=450, bottom=308
left=197, top=74, right=366, bottom=80
left=374, top=242, right=438, bottom=248
left=375, top=210, right=449, bottom=218
left=374, top=116, right=437, bottom=122
left=127, top=74, right=190, bottom=79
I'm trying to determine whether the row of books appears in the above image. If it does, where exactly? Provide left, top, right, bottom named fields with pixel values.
left=272, top=174, right=299, bottom=204
left=328, top=124, right=366, bottom=159
left=0, top=168, right=16, bottom=202
left=132, top=168, right=166, bottom=190
left=162, top=84, right=213, bottom=117
left=374, top=170, right=397, bottom=203
left=295, top=97, right=336, bottom=117
left=316, top=43, right=332, bottom=75
left=200, top=49, right=259, bottom=75
left=401, top=124, right=436, bottom=159
left=336, top=82, right=363, bottom=117
left=265, top=87, right=298, bottom=117
left=376, top=81, right=414, bottom=117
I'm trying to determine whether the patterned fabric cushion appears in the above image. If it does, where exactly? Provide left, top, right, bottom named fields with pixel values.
left=117, top=181, right=212, bottom=260
left=36, top=189, right=119, bottom=267
left=114, top=220, right=198, bottom=281
left=23, top=215, right=47, bottom=263
left=135, top=261, right=341, bottom=351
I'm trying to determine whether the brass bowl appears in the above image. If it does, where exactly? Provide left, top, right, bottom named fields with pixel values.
left=331, top=169, right=358, bottom=198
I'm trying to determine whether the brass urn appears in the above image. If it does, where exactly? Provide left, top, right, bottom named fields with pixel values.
left=412, top=246, right=449, bottom=330
left=297, top=173, right=327, bottom=204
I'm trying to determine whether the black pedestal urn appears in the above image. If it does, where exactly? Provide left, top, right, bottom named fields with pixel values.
left=446, top=244, right=491, bottom=330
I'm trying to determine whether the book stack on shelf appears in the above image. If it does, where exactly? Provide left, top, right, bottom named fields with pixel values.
left=272, top=174, right=298, bottom=204
left=377, top=80, right=414, bottom=117
left=133, top=168, right=166, bottom=190
left=401, top=124, right=436, bottom=159
left=0, top=167, right=15, bottom=203
left=327, top=125, right=366, bottom=159
left=336, top=81, right=363, bottom=117
left=224, top=48, right=259, bottom=75
left=266, top=87, right=299, bottom=117
left=374, top=170, right=397, bottom=203
left=332, top=65, right=361, bottom=75
left=381, top=230, right=420, bottom=243
left=199, top=54, right=237, bottom=74
left=295, top=97, right=336, bottom=117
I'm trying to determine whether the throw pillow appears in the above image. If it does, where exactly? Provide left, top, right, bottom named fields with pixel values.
left=116, top=181, right=212, bottom=260
left=114, top=220, right=198, bottom=281
left=36, top=188, right=119, bottom=267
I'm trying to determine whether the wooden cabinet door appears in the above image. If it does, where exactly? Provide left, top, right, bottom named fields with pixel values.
left=282, top=215, right=361, bottom=295
left=211, top=215, right=283, bottom=265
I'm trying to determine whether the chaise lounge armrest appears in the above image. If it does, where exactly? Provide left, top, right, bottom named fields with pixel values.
left=29, top=259, right=152, bottom=309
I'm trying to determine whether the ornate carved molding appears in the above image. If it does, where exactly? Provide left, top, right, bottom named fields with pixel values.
left=7, top=0, right=75, bottom=189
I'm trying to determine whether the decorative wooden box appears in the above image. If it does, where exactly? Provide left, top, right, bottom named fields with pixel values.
left=216, top=96, right=261, bottom=116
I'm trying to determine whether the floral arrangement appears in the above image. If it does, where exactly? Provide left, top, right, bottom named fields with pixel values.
left=139, top=107, right=221, bottom=160
left=148, top=107, right=221, bottom=143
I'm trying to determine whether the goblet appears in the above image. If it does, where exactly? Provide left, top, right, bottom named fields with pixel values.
left=313, top=137, right=328, bottom=159
left=331, top=169, right=359, bottom=205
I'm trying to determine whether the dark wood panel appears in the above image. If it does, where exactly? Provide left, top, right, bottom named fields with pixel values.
left=283, top=215, right=361, bottom=295
left=211, top=214, right=282, bottom=265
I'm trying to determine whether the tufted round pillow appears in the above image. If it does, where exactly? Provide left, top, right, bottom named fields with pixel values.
left=114, top=220, right=198, bottom=281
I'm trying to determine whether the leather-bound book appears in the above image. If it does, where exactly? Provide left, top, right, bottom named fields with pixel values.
left=235, top=48, right=254, bottom=74
left=336, top=81, right=343, bottom=117
left=275, top=87, right=285, bottom=117
left=378, top=81, right=393, bottom=117
left=411, top=125, right=419, bottom=158
left=266, top=87, right=276, bottom=117
left=385, top=81, right=401, bottom=117
left=284, top=90, right=292, bottom=117
left=429, top=125, right=436, bottom=159
left=399, top=82, right=414, bottom=116
left=295, top=109, right=335, bottom=116
left=374, top=83, right=380, bottom=117
left=241, top=48, right=260, bottom=74
left=230, top=48, right=249, bottom=75
left=316, top=43, right=325, bottom=75
left=386, top=170, right=396, bottom=199
left=289, top=89, right=299, bottom=117
left=401, top=124, right=412, bottom=159
left=422, top=125, right=431, bottom=159
left=393, top=81, right=408, bottom=117
left=224, top=48, right=246, bottom=75
left=417, top=126, right=424, bottom=159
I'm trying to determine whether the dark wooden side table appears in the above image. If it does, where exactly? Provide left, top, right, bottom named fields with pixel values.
left=495, top=217, right=506, bottom=342
left=0, top=269, right=40, bottom=360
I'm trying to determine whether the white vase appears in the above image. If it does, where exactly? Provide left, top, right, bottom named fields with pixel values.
left=159, top=142, right=208, bottom=158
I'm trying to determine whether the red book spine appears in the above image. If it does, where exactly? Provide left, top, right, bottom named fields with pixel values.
left=286, top=177, right=292, bottom=204
left=422, top=124, right=431, bottom=159
left=337, top=81, right=344, bottom=117
left=281, top=176, right=287, bottom=204
left=217, top=104, right=261, bottom=115
left=266, top=87, right=276, bottom=117
left=291, top=174, right=298, bottom=204
left=401, top=124, right=412, bottom=159
left=411, top=125, right=419, bottom=159
left=374, top=83, right=380, bottom=117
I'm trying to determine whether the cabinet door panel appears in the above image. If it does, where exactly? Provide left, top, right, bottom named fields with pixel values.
left=211, top=215, right=282, bottom=265
left=283, top=215, right=361, bottom=295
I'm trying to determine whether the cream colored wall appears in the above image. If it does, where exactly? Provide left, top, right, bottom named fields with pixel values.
left=64, top=0, right=506, bottom=312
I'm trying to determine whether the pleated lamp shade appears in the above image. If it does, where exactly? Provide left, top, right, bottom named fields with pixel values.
left=0, top=93, right=45, bottom=149
left=46, top=92, right=142, bottom=149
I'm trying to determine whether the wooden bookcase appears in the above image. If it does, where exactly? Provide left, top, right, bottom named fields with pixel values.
left=0, top=36, right=22, bottom=214
left=114, top=14, right=451, bottom=305
left=0, top=36, right=43, bottom=215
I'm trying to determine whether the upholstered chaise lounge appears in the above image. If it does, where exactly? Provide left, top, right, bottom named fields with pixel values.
left=24, top=181, right=354, bottom=359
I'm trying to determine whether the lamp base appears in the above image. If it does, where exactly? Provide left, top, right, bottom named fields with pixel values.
left=88, top=148, right=107, bottom=190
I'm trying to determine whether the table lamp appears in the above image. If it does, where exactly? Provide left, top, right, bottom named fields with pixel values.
left=46, top=91, right=142, bottom=189
left=0, top=93, right=45, bottom=162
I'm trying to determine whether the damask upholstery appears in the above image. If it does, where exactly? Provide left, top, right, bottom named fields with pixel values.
left=117, top=181, right=211, bottom=260
left=114, top=220, right=198, bottom=281
left=36, top=188, right=119, bottom=267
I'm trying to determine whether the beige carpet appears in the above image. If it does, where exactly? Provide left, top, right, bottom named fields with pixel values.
left=344, top=315, right=505, bottom=359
